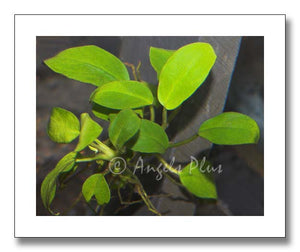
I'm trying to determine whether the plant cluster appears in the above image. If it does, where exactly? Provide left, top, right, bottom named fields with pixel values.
left=41, top=42, right=260, bottom=215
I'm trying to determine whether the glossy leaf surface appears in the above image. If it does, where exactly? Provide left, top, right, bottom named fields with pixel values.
left=44, top=45, right=129, bottom=87
left=75, top=113, right=103, bottom=152
left=131, top=119, right=169, bottom=154
left=41, top=152, right=77, bottom=212
left=158, top=42, right=216, bottom=110
left=47, top=107, right=80, bottom=143
left=90, top=80, right=154, bottom=109
left=109, top=109, right=141, bottom=149
left=198, top=112, right=260, bottom=145
left=179, top=160, right=217, bottom=199
left=82, top=173, right=110, bottom=205
left=149, top=47, right=175, bottom=78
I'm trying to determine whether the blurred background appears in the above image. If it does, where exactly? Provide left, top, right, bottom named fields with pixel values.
left=36, top=36, right=264, bottom=216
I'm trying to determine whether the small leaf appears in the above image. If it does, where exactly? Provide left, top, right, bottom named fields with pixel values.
left=41, top=152, right=77, bottom=213
left=149, top=47, right=175, bottom=78
left=198, top=112, right=260, bottom=145
left=92, top=103, right=143, bottom=121
left=131, top=119, right=169, bottom=154
left=158, top=42, right=217, bottom=110
left=75, top=113, right=103, bottom=152
left=90, top=80, right=154, bottom=109
left=109, top=109, right=141, bottom=150
left=82, top=173, right=111, bottom=205
left=44, top=45, right=129, bottom=87
left=47, top=107, right=80, bottom=143
left=179, top=160, right=217, bottom=199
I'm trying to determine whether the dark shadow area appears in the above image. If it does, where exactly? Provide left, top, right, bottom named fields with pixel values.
left=166, top=74, right=213, bottom=139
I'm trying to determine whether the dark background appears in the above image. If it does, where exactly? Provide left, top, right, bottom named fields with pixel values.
left=36, top=36, right=264, bottom=216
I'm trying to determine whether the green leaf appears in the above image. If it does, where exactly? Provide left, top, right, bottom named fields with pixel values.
left=109, top=109, right=141, bottom=150
left=82, top=173, right=111, bottom=205
left=90, top=80, right=154, bottom=109
left=92, top=102, right=143, bottom=121
left=44, top=45, right=129, bottom=87
left=149, top=47, right=175, bottom=78
left=47, top=107, right=80, bottom=143
left=41, top=152, right=77, bottom=213
left=131, top=119, right=169, bottom=154
left=75, top=113, right=103, bottom=152
left=158, top=42, right=217, bottom=110
left=179, top=160, right=217, bottom=199
left=198, top=112, right=260, bottom=145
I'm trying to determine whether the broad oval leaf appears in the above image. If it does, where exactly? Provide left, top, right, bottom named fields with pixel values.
left=131, top=119, right=169, bottom=154
left=47, top=107, right=80, bottom=143
left=41, top=152, right=77, bottom=213
left=44, top=45, right=129, bottom=87
left=90, top=80, right=154, bottom=109
left=82, top=173, right=111, bottom=205
left=109, top=109, right=141, bottom=150
left=198, top=112, right=260, bottom=145
left=158, top=42, right=217, bottom=110
left=92, top=102, right=143, bottom=121
left=149, top=47, right=175, bottom=78
left=179, top=160, right=217, bottom=199
left=75, top=113, right=103, bottom=152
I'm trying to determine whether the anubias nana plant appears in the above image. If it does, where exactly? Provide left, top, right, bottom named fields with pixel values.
left=41, top=42, right=260, bottom=215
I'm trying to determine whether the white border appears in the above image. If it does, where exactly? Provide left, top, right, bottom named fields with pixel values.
left=15, top=15, right=285, bottom=237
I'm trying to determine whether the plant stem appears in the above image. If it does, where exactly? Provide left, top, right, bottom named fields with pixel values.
left=162, top=107, right=168, bottom=129
left=168, top=134, right=198, bottom=148
left=94, top=139, right=117, bottom=159
left=167, top=106, right=181, bottom=124
left=61, top=192, right=82, bottom=215
left=149, top=105, right=155, bottom=122
left=76, top=153, right=112, bottom=163
left=163, top=171, right=184, bottom=187
left=124, top=62, right=137, bottom=81
left=156, top=155, right=179, bottom=175
left=136, top=61, right=142, bottom=81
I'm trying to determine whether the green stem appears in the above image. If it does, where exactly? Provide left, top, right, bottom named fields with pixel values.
left=76, top=153, right=112, bottom=163
left=163, top=171, right=184, bottom=187
left=162, top=107, right=168, bottom=129
left=149, top=105, right=155, bottom=122
left=136, top=61, right=142, bottom=81
left=94, top=139, right=116, bottom=159
left=124, top=62, right=137, bottom=81
left=156, top=155, right=179, bottom=175
left=168, top=134, right=198, bottom=148
left=167, top=106, right=181, bottom=124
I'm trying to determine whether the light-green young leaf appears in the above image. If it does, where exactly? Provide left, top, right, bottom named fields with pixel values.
left=47, top=107, right=80, bottom=143
left=179, top=160, right=217, bottom=199
left=90, top=80, right=154, bottom=109
left=109, top=109, right=141, bottom=150
left=41, top=152, right=77, bottom=213
left=44, top=45, right=129, bottom=87
left=82, top=173, right=111, bottom=205
left=149, top=47, right=175, bottom=78
left=198, top=112, right=260, bottom=145
left=158, top=42, right=217, bottom=110
left=75, top=113, right=103, bottom=152
left=131, top=119, right=169, bottom=154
